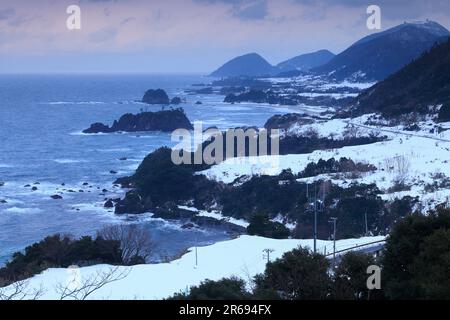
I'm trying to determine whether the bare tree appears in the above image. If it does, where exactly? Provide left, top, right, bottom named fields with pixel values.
left=55, top=266, right=130, bottom=300
left=304, top=127, right=319, bottom=139
left=98, top=224, right=154, bottom=264
left=343, top=124, right=361, bottom=139
left=0, top=280, right=44, bottom=300
left=391, top=155, right=411, bottom=186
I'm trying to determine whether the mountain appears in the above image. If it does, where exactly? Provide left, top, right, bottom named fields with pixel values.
left=313, top=21, right=450, bottom=82
left=209, top=53, right=276, bottom=77
left=277, top=50, right=335, bottom=72
left=351, top=37, right=450, bottom=117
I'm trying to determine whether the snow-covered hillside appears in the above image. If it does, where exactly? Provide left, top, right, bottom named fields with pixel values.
left=201, top=116, right=450, bottom=211
left=2, top=235, right=384, bottom=300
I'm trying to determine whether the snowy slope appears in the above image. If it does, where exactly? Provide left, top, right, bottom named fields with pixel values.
left=2, top=235, right=384, bottom=300
left=200, top=118, right=450, bottom=209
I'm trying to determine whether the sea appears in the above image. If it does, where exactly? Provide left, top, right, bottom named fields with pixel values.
left=0, top=74, right=306, bottom=265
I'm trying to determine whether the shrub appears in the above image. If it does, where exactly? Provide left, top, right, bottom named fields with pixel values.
left=0, top=234, right=123, bottom=286
left=438, top=103, right=450, bottom=122
left=253, top=247, right=331, bottom=300
left=382, top=207, right=450, bottom=299
left=247, top=215, right=290, bottom=239
left=333, top=252, right=377, bottom=300
left=170, top=277, right=250, bottom=300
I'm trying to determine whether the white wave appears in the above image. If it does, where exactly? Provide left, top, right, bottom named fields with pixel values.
left=101, top=170, right=128, bottom=176
left=46, top=101, right=106, bottom=105
left=96, top=148, right=132, bottom=152
left=0, top=164, right=14, bottom=168
left=216, top=106, right=252, bottom=111
left=114, top=100, right=147, bottom=105
left=69, top=131, right=108, bottom=136
left=53, top=159, right=87, bottom=164
left=4, top=207, right=42, bottom=214
left=71, top=202, right=109, bottom=213
left=0, top=198, right=23, bottom=205
left=124, top=164, right=139, bottom=171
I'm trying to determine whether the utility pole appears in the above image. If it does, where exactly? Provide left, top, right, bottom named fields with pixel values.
left=263, top=248, right=274, bottom=264
left=195, top=245, right=198, bottom=268
left=306, top=182, right=323, bottom=254
left=194, top=231, right=199, bottom=268
left=364, top=210, right=368, bottom=236
left=329, top=217, right=337, bottom=260
left=314, top=186, right=317, bottom=253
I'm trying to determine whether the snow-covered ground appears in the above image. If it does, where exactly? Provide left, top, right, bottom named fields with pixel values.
left=261, top=75, right=376, bottom=91
left=2, top=235, right=385, bottom=300
left=178, top=205, right=250, bottom=227
left=200, top=116, right=450, bottom=210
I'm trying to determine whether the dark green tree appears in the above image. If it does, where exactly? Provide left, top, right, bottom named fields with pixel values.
left=170, top=277, right=250, bottom=300
left=382, top=207, right=450, bottom=299
left=333, top=251, right=377, bottom=300
left=247, top=214, right=290, bottom=239
left=409, top=228, right=450, bottom=298
left=253, top=247, right=331, bottom=300
left=438, top=103, right=450, bottom=122
left=0, top=234, right=123, bottom=286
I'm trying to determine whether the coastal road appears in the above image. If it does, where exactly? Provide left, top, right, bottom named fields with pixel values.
left=346, top=120, right=450, bottom=143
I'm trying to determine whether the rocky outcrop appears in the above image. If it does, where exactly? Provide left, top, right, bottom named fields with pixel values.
left=264, top=113, right=314, bottom=130
left=170, top=97, right=182, bottom=105
left=152, top=203, right=197, bottom=220
left=224, top=90, right=267, bottom=103
left=104, top=199, right=114, bottom=208
left=83, top=109, right=194, bottom=133
left=224, top=90, right=297, bottom=105
left=83, top=123, right=110, bottom=133
left=142, top=89, right=170, bottom=104
left=114, top=190, right=149, bottom=214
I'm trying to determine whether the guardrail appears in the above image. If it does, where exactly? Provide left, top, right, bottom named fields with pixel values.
left=324, top=239, right=386, bottom=257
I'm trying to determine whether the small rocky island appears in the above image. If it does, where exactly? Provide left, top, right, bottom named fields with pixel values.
left=83, top=108, right=193, bottom=133
left=142, top=89, right=170, bottom=104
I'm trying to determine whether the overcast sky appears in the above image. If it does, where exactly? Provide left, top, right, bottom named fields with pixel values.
left=1, top=0, right=450, bottom=73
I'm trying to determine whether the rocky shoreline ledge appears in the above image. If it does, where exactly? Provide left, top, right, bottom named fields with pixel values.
left=83, top=108, right=193, bottom=133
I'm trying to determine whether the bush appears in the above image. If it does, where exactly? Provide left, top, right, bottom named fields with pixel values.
left=170, top=277, right=250, bottom=300
left=246, top=215, right=291, bottom=239
left=0, top=234, right=123, bottom=285
left=333, top=252, right=377, bottom=300
left=438, top=103, right=450, bottom=122
left=254, top=247, right=331, bottom=300
left=382, top=206, right=450, bottom=299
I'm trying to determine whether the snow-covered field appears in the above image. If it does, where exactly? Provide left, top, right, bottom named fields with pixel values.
left=200, top=116, right=450, bottom=210
left=261, top=75, right=376, bottom=91
left=2, top=235, right=384, bottom=300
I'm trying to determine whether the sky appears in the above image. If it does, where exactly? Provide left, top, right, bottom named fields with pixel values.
left=1, top=0, right=450, bottom=74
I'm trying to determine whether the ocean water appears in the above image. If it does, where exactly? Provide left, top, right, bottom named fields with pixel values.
left=0, top=74, right=304, bottom=265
